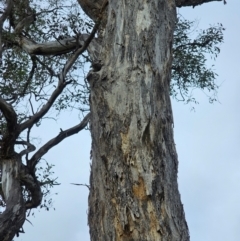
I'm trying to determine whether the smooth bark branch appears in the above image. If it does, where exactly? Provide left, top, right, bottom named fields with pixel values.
left=18, top=35, right=101, bottom=60
left=19, top=36, right=77, bottom=55
left=28, top=113, right=90, bottom=169
left=176, top=0, right=223, bottom=7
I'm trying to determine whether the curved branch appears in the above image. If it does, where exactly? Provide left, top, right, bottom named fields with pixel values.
left=20, top=56, right=37, bottom=97
left=71, top=183, right=90, bottom=190
left=18, top=163, right=42, bottom=210
left=28, top=113, right=90, bottom=170
left=61, top=21, right=101, bottom=79
left=15, top=140, right=36, bottom=157
left=22, top=174, right=42, bottom=210
left=0, top=98, right=19, bottom=156
left=19, top=78, right=70, bottom=132
left=0, top=97, right=18, bottom=133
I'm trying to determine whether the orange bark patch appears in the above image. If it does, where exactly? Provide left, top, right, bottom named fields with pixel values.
left=132, top=177, right=147, bottom=200
left=148, top=202, right=161, bottom=235
left=111, top=198, right=124, bottom=241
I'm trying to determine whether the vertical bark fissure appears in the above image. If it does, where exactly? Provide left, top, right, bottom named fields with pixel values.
left=88, top=0, right=189, bottom=240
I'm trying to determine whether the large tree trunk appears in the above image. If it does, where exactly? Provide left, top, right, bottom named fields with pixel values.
left=88, top=0, right=189, bottom=240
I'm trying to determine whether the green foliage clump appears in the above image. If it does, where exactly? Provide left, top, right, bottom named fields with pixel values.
left=171, top=16, right=225, bottom=104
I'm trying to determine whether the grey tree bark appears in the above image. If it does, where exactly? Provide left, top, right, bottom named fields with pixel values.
left=86, top=0, right=224, bottom=240
left=87, top=0, right=189, bottom=240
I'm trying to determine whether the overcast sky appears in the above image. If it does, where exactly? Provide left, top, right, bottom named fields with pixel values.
left=17, top=1, right=240, bottom=240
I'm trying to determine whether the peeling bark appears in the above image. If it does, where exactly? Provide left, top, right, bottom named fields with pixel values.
left=88, top=0, right=189, bottom=240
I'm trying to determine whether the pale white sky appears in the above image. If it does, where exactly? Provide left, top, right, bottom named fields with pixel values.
left=17, top=1, right=240, bottom=240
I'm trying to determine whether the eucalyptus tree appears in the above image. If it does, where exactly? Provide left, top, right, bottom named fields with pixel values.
left=0, top=0, right=224, bottom=240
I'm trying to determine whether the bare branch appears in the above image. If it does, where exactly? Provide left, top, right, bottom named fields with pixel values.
left=15, top=140, right=36, bottom=157
left=35, top=56, right=57, bottom=77
left=19, top=36, right=77, bottom=55
left=176, top=0, right=223, bottom=7
left=61, top=21, right=101, bottom=79
left=20, top=56, right=37, bottom=97
left=19, top=78, right=71, bottom=132
left=28, top=113, right=90, bottom=170
left=70, top=183, right=90, bottom=190
left=18, top=34, right=101, bottom=59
